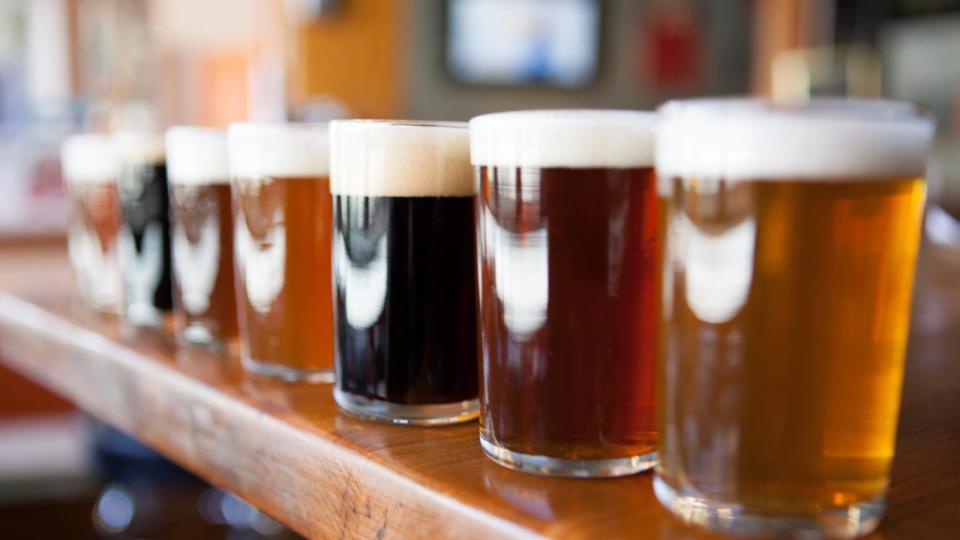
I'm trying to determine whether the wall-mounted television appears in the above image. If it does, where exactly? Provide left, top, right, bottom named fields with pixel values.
left=445, top=0, right=602, bottom=87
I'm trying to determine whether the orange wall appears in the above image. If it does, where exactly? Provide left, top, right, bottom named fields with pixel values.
left=292, top=1, right=405, bottom=118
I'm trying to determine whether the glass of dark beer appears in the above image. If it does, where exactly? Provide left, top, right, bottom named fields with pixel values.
left=471, top=110, right=658, bottom=476
left=166, top=127, right=238, bottom=350
left=115, top=131, right=173, bottom=328
left=61, top=133, right=123, bottom=314
left=228, top=123, right=335, bottom=382
left=330, top=120, right=479, bottom=425
left=654, top=98, right=933, bottom=537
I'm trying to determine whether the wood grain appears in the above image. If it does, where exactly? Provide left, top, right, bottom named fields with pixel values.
left=0, top=242, right=958, bottom=539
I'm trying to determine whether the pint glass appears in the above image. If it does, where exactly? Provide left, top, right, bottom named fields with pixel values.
left=61, top=133, right=122, bottom=314
left=166, top=127, right=238, bottom=350
left=654, top=98, right=933, bottom=537
left=115, top=132, right=173, bottom=327
left=228, top=123, right=334, bottom=382
left=330, top=120, right=479, bottom=425
left=471, top=110, right=659, bottom=476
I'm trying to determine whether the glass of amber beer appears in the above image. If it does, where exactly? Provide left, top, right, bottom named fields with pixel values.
left=61, top=133, right=123, bottom=314
left=654, top=98, right=933, bottom=537
left=330, top=120, right=479, bottom=425
left=228, top=123, right=335, bottom=382
left=471, top=110, right=659, bottom=476
left=166, top=127, right=238, bottom=350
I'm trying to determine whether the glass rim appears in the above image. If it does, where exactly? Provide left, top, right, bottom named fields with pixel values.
left=658, top=97, right=934, bottom=126
left=470, top=108, right=656, bottom=128
left=331, top=119, right=467, bottom=130
left=227, top=121, right=331, bottom=135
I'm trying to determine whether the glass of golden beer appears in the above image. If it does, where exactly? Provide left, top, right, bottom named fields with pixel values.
left=654, top=98, right=934, bottom=537
left=166, top=127, right=239, bottom=350
left=471, top=110, right=659, bottom=477
left=228, top=123, right=335, bottom=382
left=61, top=133, right=123, bottom=314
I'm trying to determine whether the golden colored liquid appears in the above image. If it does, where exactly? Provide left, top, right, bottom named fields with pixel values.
left=234, top=176, right=334, bottom=371
left=657, top=177, right=925, bottom=513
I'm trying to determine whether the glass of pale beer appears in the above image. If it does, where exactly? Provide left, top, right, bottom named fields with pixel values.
left=471, top=110, right=659, bottom=477
left=61, top=133, right=123, bottom=314
left=654, top=98, right=934, bottom=537
left=228, top=123, right=335, bottom=382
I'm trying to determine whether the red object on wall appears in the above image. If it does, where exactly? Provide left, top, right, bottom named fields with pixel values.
left=642, top=4, right=703, bottom=90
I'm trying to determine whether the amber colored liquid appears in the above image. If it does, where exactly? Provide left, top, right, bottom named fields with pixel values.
left=68, top=182, right=122, bottom=312
left=657, top=177, right=925, bottom=513
left=478, top=166, right=659, bottom=460
left=170, top=183, right=239, bottom=344
left=234, top=176, right=334, bottom=371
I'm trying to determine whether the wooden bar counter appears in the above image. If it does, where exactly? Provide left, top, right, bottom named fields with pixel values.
left=0, top=242, right=958, bottom=539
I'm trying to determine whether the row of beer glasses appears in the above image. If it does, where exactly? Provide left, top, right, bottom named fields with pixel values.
left=61, top=98, right=934, bottom=538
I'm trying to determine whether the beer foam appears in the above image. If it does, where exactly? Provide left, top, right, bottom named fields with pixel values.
left=113, top=130, right=165, bottom=165
left=330, top=120, right=474, bottom=197
left=61, top=133, right=116, bottom=185
left=469, top=110, right=656, bottom=168
left=166, top=126, right=229, bottom=185
left=228, top=122, right=330, bottom=179
left=656, top=98, right=935, bottom=182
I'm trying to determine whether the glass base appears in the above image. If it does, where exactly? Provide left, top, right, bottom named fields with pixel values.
left=333, top=387, right=479, bottom=426
left=242, top=355, right=335, bottom=384
left=124, top=304, right=166, bottom=328
left=479, top=434, right=656, bottom=478
left=653, top=474, right=884, bottom=539
left=179, top=325, right=223, bottom=351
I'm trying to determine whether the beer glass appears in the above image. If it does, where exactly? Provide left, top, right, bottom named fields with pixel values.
left=166, top=127, right=238, bottom=350
left=228, top=123, right=334, bottom=382
left=115, top=132, right=173, bottom=327
left=330, top=120, right=479, bottom=425
left=471, top=110, right=658, bottom=476
left=61, top=133, right=123, bottom=314
left=654, top=98, right=933, bottom=537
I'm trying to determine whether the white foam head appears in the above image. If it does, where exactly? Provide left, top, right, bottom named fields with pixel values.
left=228, top=122, right=330, bottom=179
left=330, top=120, right=473, bottom=197
left=656, top=98, right=935, bottom=182
left=113, top=130, right=165, bottom=165
left=165, top=126, right=229, bottom=185
left=469, top=109, right=656, bottom=168
left=61, top=133, right=116, bottom=185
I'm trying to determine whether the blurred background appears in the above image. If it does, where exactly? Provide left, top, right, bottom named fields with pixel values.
left=0, top=0, right=958, bottom=537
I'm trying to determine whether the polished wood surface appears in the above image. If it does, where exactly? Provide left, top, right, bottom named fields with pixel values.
left=0, top=243, right=958, bottom=539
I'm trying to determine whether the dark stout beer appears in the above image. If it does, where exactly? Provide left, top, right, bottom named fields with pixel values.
left=115, top=132, right=173, bottom=327
left=61, top=133, right=123, bottom=314
left=653, top=98, right=934, bottom=537
left=470, top=110, right=659, bottom=476
left=229, top=123, right=334, bottom=382
left=331, top=120, right=478, bottom=425
left=167, top=127, right=238, bottom=349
